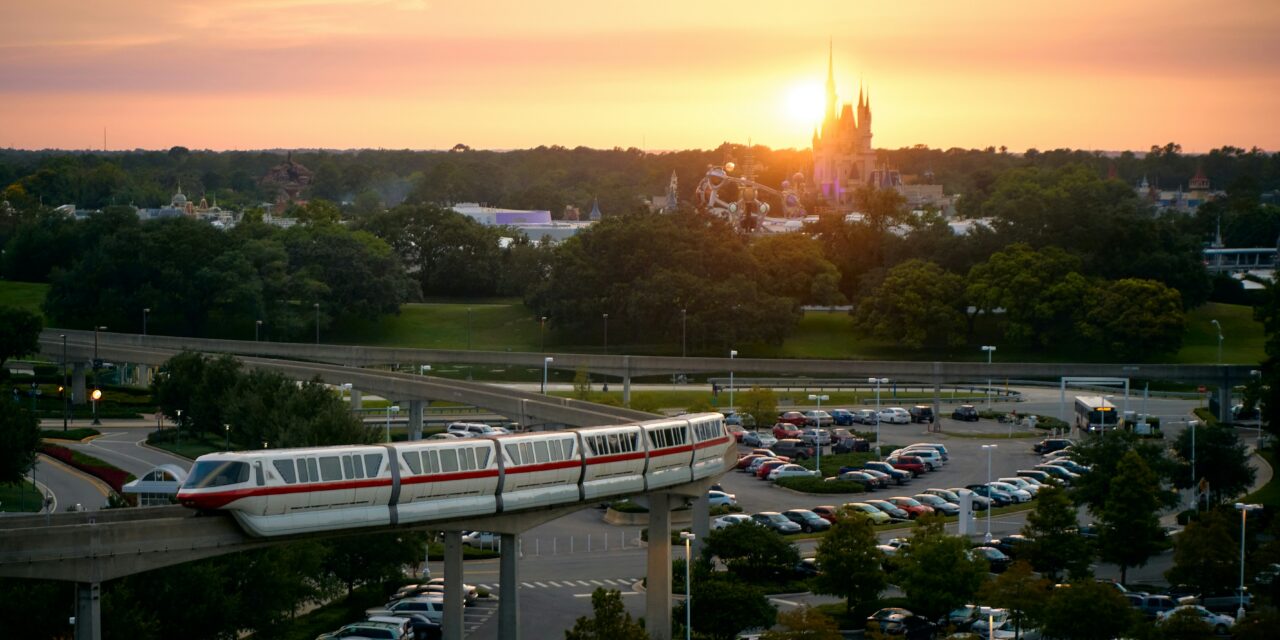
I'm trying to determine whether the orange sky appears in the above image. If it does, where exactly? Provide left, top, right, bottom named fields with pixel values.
left=1, top=0, right=1277, bottom=152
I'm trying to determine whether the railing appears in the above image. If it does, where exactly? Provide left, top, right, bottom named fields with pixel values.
left=706, top=378, right=1022, bottom=404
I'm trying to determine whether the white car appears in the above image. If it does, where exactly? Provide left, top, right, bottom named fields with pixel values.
left=878, top=407, right=910, bottom=424
left=365, top=596, right=445, bottom=624
left=1157, top=605, right=1234, bottom=634
left=461, top=531, right=499, bottom=548
left=707, top=490, right=738, bottom=507
left=427, top=432, right=461, bottom=440
left=712, top=514, right=756, bottom=529
left=987, top=482, right=1033, bottom=503
left=800, top=428, right=832, bottom=445
left=769, top=464, right=819, bottom=481
left=997, top=477, right=1040, bottom=496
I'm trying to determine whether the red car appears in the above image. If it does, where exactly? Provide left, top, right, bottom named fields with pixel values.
left=777, top=412, right=808, bottom=427
left=811, top=505, right=841, bottom=523
left=737, top=454, right=768, bottom=470
left=887, top=496, right=936, bottom=519
left=757, top=460, right=790, bottom=480
left=886, top=455, right=927, bottom=477
left=728, top=424, right=746, bottom=442
left=773, top=423, right=804, bottom=439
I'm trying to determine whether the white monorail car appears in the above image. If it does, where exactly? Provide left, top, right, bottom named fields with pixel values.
left=178, top=413, right=732, bottom=537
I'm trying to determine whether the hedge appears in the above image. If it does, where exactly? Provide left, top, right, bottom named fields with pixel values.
left=39, top=428, right=101, bottom=441
left=776, top=476, right=865, bottom=494
left=39, top=443, right=135, bottom=493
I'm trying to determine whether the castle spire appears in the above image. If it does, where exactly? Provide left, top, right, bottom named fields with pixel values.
left=824, top=39, right=837, bottom=126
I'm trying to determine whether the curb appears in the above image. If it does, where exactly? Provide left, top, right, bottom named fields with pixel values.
left=37, top=452, right=113, bottom=500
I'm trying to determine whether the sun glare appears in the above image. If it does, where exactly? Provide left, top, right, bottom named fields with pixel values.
left=784, top=83, right=824, bottom=128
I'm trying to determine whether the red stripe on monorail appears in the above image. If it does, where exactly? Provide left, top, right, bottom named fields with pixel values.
left=694, top=437, right=731, bottom=450
left=649, top=445, right=694, bottom=457
left=586, top=451, right=647, bottom=464
left=401, top=469, right=501, bottom=485
left=504, top=460, right=582, bottom=474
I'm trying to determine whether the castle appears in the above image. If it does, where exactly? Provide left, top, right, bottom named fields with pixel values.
left=812, top=45, right=878, bottom=207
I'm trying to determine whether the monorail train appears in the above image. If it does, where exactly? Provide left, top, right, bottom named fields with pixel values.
left=177, top=413, right=733, bottom=537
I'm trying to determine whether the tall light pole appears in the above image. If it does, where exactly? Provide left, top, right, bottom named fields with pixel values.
left=602, top=313, right=609, bottom=355
left=142, top=308, right=150, bottom=336
left=809, top=394, right=829, bottom=474
left=224, top=424, right=230, bottom=450
left=680, top=531, right=696, bottom=640
left=61, top=334, right=68, bottom=431
left=728, top=350, right=738, bottom=413
left=539, top=316, right=547, bottom=353
left=543, top=357, right=554, bottom=395
left=1211, top=319, right=1223, bottom=365
left=467, top=307, right=473, bottom=350
left=981, top=345, right=997, bottom=410
left=1191, top=420, right=1198, bottom=510
left=313, top=303, right=320, bottom=345
left=1235, top=502, right=1261, bottom=620
left=385, top=404, right=401, bottom=443
left=681, top=308, right=687, bottom=358
left=1250, top=370, right=1263, bottom=445
left=92, top=325, right=106, bottom=423
left=255, top=320, right=262, bottom=342
left=981, top=444, right=997, bottom=542
left=869, top=377, right=888, bottom=457
left=90, top=389, right=102, bottom=426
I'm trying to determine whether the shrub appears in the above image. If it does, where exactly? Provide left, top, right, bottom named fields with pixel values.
left=38, top=428, right=101, bottom=441
left=609, top=499, right=648, bottom=514
left=38, top=443, right=135, bottom=492
left=776, top=476, right=865, bottom=494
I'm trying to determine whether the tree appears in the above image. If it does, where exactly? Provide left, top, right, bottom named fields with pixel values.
left=1165, top=509, right=1239, bottom=595
left=1170, top=425, right=1256, bottom=505
left=1021, top=484, right=1092, bottom=581
left=1068, top=430, right=1178, bottom=515
left=976, top=561, right=1051, bottom=640
left=151, top=352, right=243, bottom=437
left=1082, top=278, right=1186, bottom=360
left=850, top=260, right=967, bottom=349
left=320, top=532, right=426, bottom=597
left=565, top=588, right=648, bottom=640
left=0, top=305, right=41, bottom=375
left=673, top=577, right=776, bottom=640
left=760, top=607, right=841, bottom=640
left=0, top=404, right=40, bottom=486
left=1096, top=451, right=1166, bottom=584
left=964, top=244, right=1088, bottom=348
left=573, top=366, right=593, bottom=400
left=738, top=386, right=777, bottom=430
left=701, top=521, right=800, bottom=583
left=1041, top=579, right=1135, bottom=640
left=894, top=517, right=989, bottom=620
left=1158, top=607, right=1216, bottom=639
left=812, top=513, right=886, bottom=615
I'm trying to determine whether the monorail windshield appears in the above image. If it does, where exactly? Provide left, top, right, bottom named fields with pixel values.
left=184, top=460, right=249, bottom=488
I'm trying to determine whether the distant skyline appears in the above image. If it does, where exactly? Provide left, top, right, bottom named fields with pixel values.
left=1, top=1, right=1278, bottom=153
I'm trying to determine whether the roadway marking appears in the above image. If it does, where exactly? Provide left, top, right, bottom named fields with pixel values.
left=84, top=436, right=163, bottom=471
left=769, top=598, right=802, bottom=607
left=574, top=591, right=639, bottom=598
left=547, top=581, right=563, bottom=587
left=533, top=582, right=548, bottom=588
left=575, top=580, right=591, bottom=586
left=521, top=582, right=536, bottom=588
left=590, top=580, right=604, bottom=586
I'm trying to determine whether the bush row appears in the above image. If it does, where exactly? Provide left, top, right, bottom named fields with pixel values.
left=39, top=427, right=101, bottom=441
left=38, top=443, right=135, bottom=493
left=776, top=476, right=865, bottom=494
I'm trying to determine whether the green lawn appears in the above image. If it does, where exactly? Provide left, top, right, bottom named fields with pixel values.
left=1243, top=450, right=1279, bottom=507
left=0, top=480, right=44, bottom=512
left=0, top=281, right=47, bottom=315
left=329, top=300, right=543, bottom=351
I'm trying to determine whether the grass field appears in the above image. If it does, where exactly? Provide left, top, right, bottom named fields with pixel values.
left=1244, top=450, right=1278, bottom=507
left=4, top=281, right=1266, bottom=364
left=0, top=480, right=44, bottom=512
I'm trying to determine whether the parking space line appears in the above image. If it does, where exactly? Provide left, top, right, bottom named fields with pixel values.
left=533, top=582, right=548, bottom=588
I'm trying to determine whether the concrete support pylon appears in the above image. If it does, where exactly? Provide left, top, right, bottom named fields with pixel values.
left=932, top=369, right=943, bottom=433
left=349, top=389, right=362, bottom=411
left=408, top=400, right=424, bottom=441
left=72, top=363, right=86, bottom=406
left=645, top=492, right=673, bottom=640
left=498, top=533, right=520, bottom=640
left=443, top=531, right=464, bottom=640
left=690, top=492, right=709, bottom=559
left=75, top=582, right=101, bottom=640
left=137, top=364, right=150, bottom=387
left=1218, top=369, right=1233, bottom=424
left=623, top=355, right=632, bottom=407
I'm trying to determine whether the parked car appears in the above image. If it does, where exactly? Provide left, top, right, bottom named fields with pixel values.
left=756, top=459, right=791, bottom=479
left=866, top=609, right=937, bottom=639
left=741, top=431, right=778, bottom=448
left=909, top=443, right=950, bottom=461
left=707, top=490, right=738, bottom=507
left=804, top=410, right=834, bottom=427
left=991, top=534, right=1031, bottom=559
left=837, top=470, right=885, bottom=489
left=829, top=409, right=857, bottom=426
left=320, top=620, right=410, bottom=640
left=365, top=597, right=445, bottom=624
left=879, top=407, right=911, bottom=424
left=769, top=463, right=819, bottom=481
left=833, top=436, right=870, bottom=453
left=1254, top=562, right=1280, bottom=586
left=794, top=557, right=821, bottom=577
left=1035, top=464, right=1081, bottom=483
left=777, top=411, right=808, bottom=427
left=737, top=454, right=769, bottom=470
left=371, top=614, right=440, bottom=640
left=908, top=405, right=935, bottom=423
left=997, top=477, right=1041, bottom=496
left=944, top=487, right=993, bottom=511
left=752, top=511, right=803, bottom=534
left=970, top=546, right=1012, bottom=573
left=855, top=409, right=880, bottom=425
left=965, top=484, right=1012, bottom=507
left=771, top=439, right=815, bottom=460
left=858, top=468, right=896, bottom=487
left=987, top=481, right=1032, bottom=503
left=913, top=493, right=960, bottom=515
left=772, top=423, right=804, bottom=440
left=1042, top=449, right=1074, bottom=462
left=782, top=509, right=832, bottom=533
left=1134, top=594, right=1179, bottom=620
left=712, top=513, right=756, bottom=529
left=1016, top=469, right=1054, bottom=484
left=423, top=578, right=477, bottom=605
left=461, top=531, right=498, bottom=548
left=746, top=456, right=780, bottom=475
left=800, top=428, right=832, bottom=446
left=952, top=405, right=980, bottom=421
left=727, top=424, right=747, bottom=442
left=897, top=447, right=943, bottom=470
left=887, top=496, right=935, bottom=519
left=811, top=505, right=841, bottom=523
left=876, top=537, right=912, bottom=556
left=842, top=502, right=892, bottom=524
left=446, top=422, right=498, bottom=438
left=1033, top=438, right=1075, bottom=455
left=1052, top=459, right=1091, bottom=474
left=885, top=455, right=927, bottom=476
left=426, top=432, right=461, bottom=440
left=1156, top=605, right=1234, bottom=635
left=393, top=582, right=475, bottom=606
left=864, top=461, right=911, bottom=484
left=1199, top=587, right=1252, bottom=613
left=864, top=499, right=911, bottom=520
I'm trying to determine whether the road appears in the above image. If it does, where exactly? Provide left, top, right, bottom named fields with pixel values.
left=33, top=421, right=191, bottom=513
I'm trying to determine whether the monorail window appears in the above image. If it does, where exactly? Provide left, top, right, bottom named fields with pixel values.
left=559, top=439, right=575, bottom=459
left=364, top=453, right=382, bottom=477
left=296, top=459, right=310, bottom=483
left=351, top=455, right=364, bottom=479
left=404, top=451, right=422, bottom=475
left=307, top=458, right=320, bottom=483
left=440, top=449, right=459, bottom=473
left=273, top=460, right=297, bottom=484
left=184, top=460, right=250, bottom=489
left=424, top=450, right=440, bottom=473
left=534, top=440, right=551, bottom=463
left=459, top=449, right=476, bottom=471
left=342, top=455, right=355, bottom=478
left=520, top=442, right=535, bottom=465
left=475, top=447, right=491, bottom=468
left=504, top=444, right=522, bottom=465
left=319, top=457, right=342, bottom=482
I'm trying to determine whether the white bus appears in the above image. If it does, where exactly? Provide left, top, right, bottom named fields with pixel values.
left=1074, top=396, right=1118, bottom=433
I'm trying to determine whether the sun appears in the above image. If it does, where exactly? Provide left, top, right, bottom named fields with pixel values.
left=784, top=83, right=825, bottom=128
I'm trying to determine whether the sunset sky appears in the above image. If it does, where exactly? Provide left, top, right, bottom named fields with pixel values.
left=2, top=0, right=1277, bottom=153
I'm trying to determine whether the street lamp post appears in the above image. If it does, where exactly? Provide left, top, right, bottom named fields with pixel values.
left=680, top=531, right=696, bottom=640
left=61, top=334, right=68, bottom=431
left=142, top=308, right=150, bottom=336
left=1251, top=370, right=1263, bottom=446
left=255, top=320, right=262, bottom=342
left=982, top=444, right=998, bottom=542
left=313, top=303, right=320, bottom=345
left=224, top=424, right=230, bottom=450
left=385, top=404, right=401, bottom=443
left=602, top=313, right=609, bottom=355
left=540, top=316, right=547, bottom=353
left=681, top=308, right=687, bottom=358
left=981, top=346, right=997, bottom=410
left=1191, top=420, right=1198, bottom=510
left=809, top=394, right=829, bottom=474
left=869, top=377, right=888, bottom=457
left=467, top=307, right=473, bottom=350
left=90, top=389, right=102, bottom=426
left=543, top=357, right=554, bottom=395
left=1235, top=502, right=1261, bottom=620
left=728, top=350, right=738, bottom=413
left=1211, top=319, right=1223, bottom=365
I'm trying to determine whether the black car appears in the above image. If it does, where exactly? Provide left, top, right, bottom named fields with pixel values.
left=993, top=534, right=1031, bottom=559
left=833, top=437, right=870, bottom=453
left=1033, top=438, right=1074, bottom=454
left=908, top=405, right=935, bottom=423
left=965, top=484, right=1012, bottom=507
left=971, top=546, right=1012, bottom=573
left=867, top=609, right=938, bottom=639
left=771, top=439, right=815, bottom=460
left=794, top=557, right=821, bottom=577
left=952, top=405, right=980, bottom=421
left=782, top=509, right=833, bottom=533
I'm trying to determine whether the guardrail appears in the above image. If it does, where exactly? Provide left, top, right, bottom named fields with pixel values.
left=706, top=378, right=1021, bottom=404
